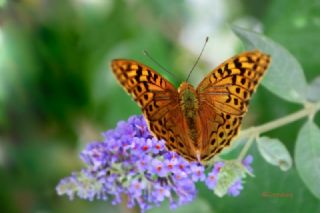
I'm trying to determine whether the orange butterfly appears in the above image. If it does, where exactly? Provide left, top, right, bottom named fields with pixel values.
left=111, top=50, right=271, bottom=163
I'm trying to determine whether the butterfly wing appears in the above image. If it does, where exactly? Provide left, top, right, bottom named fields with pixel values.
left=196, top=50, right=271, bottom=161
left=111, top=60, right=198, bottom=161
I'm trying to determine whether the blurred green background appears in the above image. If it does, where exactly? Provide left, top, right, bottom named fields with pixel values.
left=0, top=0, right=320, bottom=212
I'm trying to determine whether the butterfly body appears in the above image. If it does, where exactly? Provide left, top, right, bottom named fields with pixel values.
left=179, top=83, right=200, bottom=138
left=178, top=82, right=202, bottom=160
left=111, top=50, right=271, bottom=163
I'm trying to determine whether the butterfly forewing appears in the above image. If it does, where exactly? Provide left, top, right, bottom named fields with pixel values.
left=196, top=50, right=271, bottom=161
left=111, top=60, right=198, bottom=161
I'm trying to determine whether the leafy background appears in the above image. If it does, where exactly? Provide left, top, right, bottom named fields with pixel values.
left=0, top=0, right=320, bottom=212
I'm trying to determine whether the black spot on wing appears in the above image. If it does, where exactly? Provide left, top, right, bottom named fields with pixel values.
left=234, top=58, right=242, bottom=69
left=243, top=91, right=248, bottom=99
left=232, top=75, right=237, bottom=84
left=136, top=65, right=142, bottom=76
left=178, top=142, right=184, bottom=148
left=241, top=78, right=246, bottom=85
left=234, top=98, right=239, bottom=105
left=219, top=132, right=224, bottom=138
left=211, top=138, right=216, bottom=145
left=137, top=85, right=142, bottom=92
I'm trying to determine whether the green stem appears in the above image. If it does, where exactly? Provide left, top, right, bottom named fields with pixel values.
left=237, top=136, right=255, bottom=161
left=240, top=102, right=320, bottom=137
left=237, top=101, right=320, bottom=160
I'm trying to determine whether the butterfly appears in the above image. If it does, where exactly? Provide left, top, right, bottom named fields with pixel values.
left=111, top=50, right=271, bottom=163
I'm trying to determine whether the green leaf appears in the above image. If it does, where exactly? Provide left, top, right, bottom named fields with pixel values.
left=257, top=137, right=292, bottom=171
left=295, top=121, right=320, bottom=199
left=232, top=26, right=308, bottom=104
left=307, top=76, right=320, bottom=102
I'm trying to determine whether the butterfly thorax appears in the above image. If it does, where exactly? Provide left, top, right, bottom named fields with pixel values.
left=178, top=82, right=201, bottom=146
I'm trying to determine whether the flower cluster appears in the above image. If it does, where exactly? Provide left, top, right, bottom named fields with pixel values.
left=56, top=115, right=253, bottom=212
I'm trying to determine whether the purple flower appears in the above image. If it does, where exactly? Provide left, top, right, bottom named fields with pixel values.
left=213, top=161, right=224, bottom=173
left=205, top=171, right=218, bottom=189
left=128, top=179, right=146, bottom=197
left=56, top=115, right=254, bottom=212
left=164, top=158, right=178, bottom=173
left=228, top=179, right=243, bottom=197
left=223, top=155, right=253, bottom=197
left=242, top=155, right=254, bottom=173
left=136, top=155, right=152, bottom=172
left=151, top=184, right=171, bottom=203
left=151, top=159, right=168, bottom=177
left=190, top=163, right=206, bottom=182
left=152, top=138, right=165, bottom=154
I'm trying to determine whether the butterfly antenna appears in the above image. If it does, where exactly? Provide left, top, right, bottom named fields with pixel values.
left=186, top=36, right=209, bottom=82
left=143, top=50, right=179, bottom=81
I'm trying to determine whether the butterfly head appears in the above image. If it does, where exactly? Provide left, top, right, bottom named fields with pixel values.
left=177, top=82, right=196, bottom=94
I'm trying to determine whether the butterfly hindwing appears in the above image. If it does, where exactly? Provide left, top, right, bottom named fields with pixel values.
left=196, top=50, right=271, bottom=161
